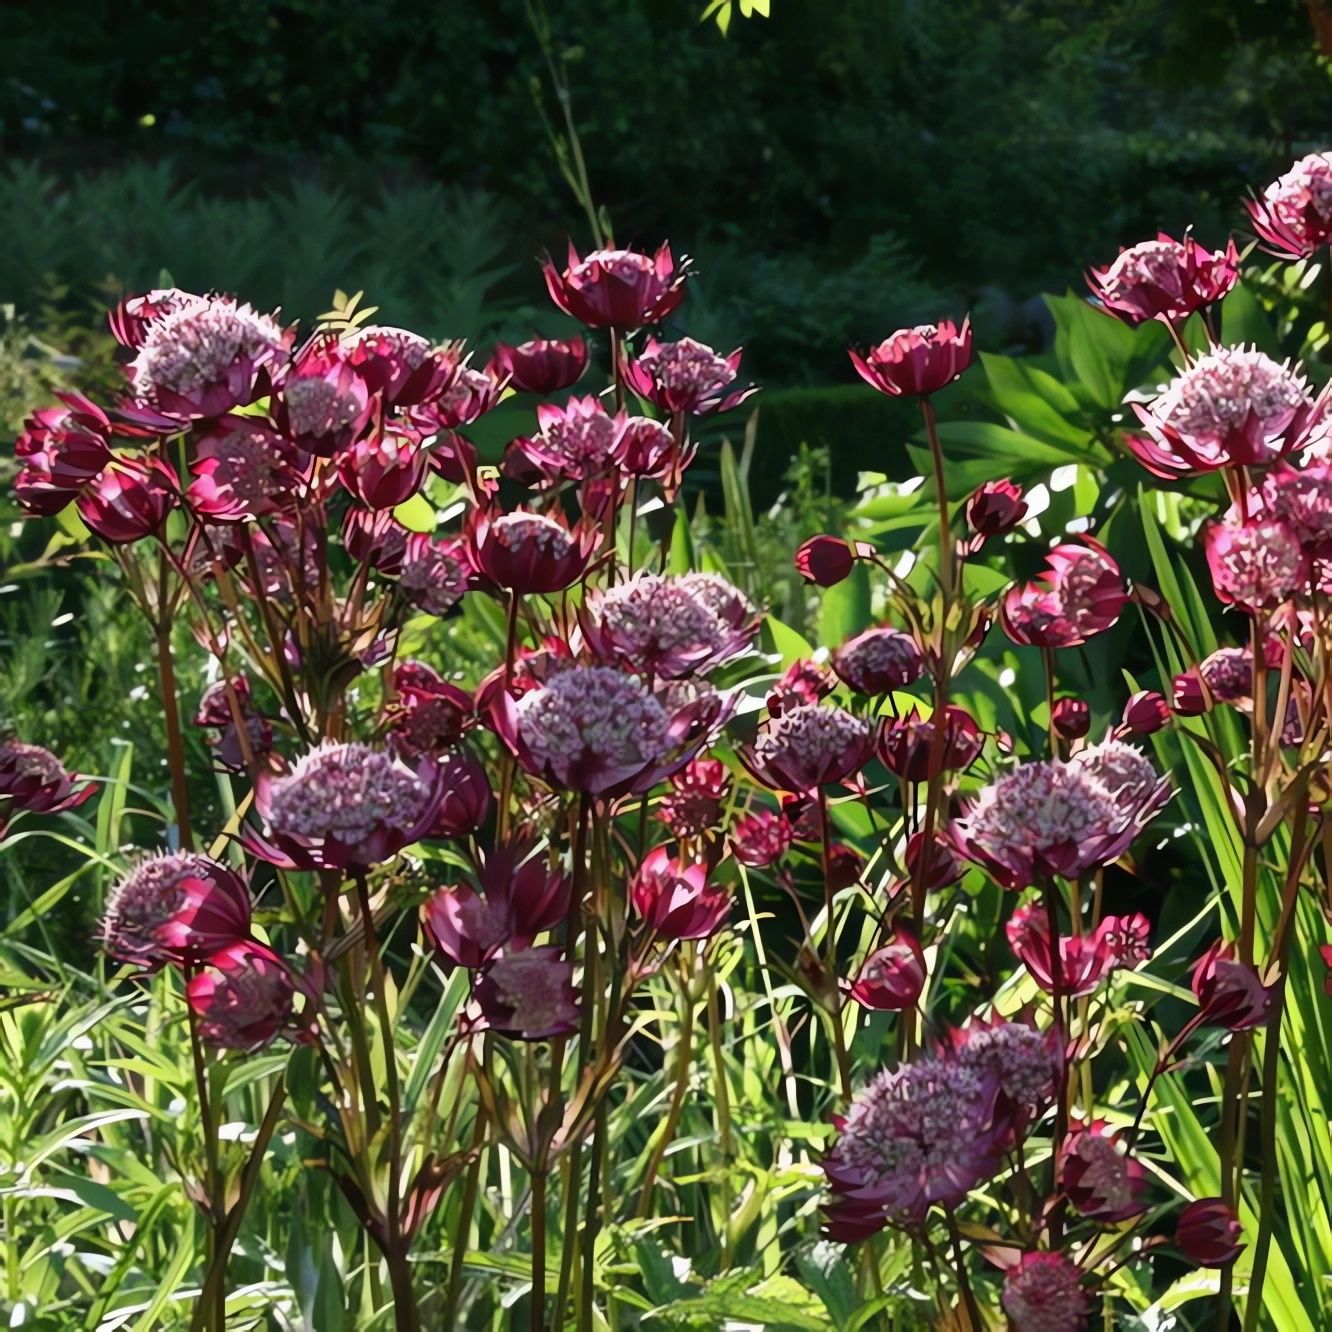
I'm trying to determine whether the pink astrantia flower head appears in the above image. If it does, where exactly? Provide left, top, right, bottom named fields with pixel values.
left=344, top=324, right=462, bottom=406
left=1191, top=940, right=1274, bottom=1030
left=465, top=506, right=596, bottom=595
left=187, top=416, right=306, bottom=523
left=1087, top=232, right=1239, bottom=326
left=13, top=392, right=115, bottom=513
left=413, top=365, right=502, bottom=432
left=422, top=883, right=510, bottom=969
left=1260, top=460, right=1332, bottom=556
left=581, top=573, right=756, bottom=678
left=128, top=293, right=290, bottom=420
left=1203, top=515, right=1307, bottom=611
left=631, top=846, right=732, bottom=941
left=77, top=457, right=178, bottom=545
left=388, top=661, right=474, bottom=755
left=488, top=335, right=588, bottom=396
left=1001, top=1252, right=1090, bottom=1332
left=398, top=534, right=470, bottom=617
left=0, top=741, right=95, bottom=825
left=193, top=676, right=272, bottom=774
left=102, top=851, right=252, bottom=969
left=273, top=334, right=374, bottom=455
left=1247, top=152, right=1332, bottom=259
left=108, top=288, right=198, bottom=349
left=472, top=945, right=580, bottom=1040
left=741, top=703, right=874, bottom=792
left=185, top=940, right=301, bottom=1051
left=950, top=741, right=1168, bottom=889
left=426, top=748, right=493, bottom=839
left=1001, top=538, right=1127, bottom=648
left=963, top=477, right=1027, bottom=553
left=338, top=427, right=428, bottom=511
left=730, top=808, right=792, bottom=867
left=832, top=626, right=925, bottom=695
left=507, top=395, right=623, bottom=485
left=543, top=242, right=689, bottom=330
left=877, top=705, right=983, bottom=783
left=849, top=319, right=973, bottom=398
left=610, top=415, right=677, bottom=481
left=945, top=1016, right=1063, bottom=1131
left=1060, top=1120, right=1149, bottom=1222
left=622, top=336, right=753, bottom=416
left=1129, top=346, right=1321, bottom=477
left=847, top=931, right=926, bottom=1011
left=657, top=757, right=730, bottom=838
left=1007, top=903, right=1151, bottom=997
left=248, top=743, right=447, bottom=872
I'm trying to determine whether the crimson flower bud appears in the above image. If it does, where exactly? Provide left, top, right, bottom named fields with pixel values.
left=1171, top=668, right=1210, bottom=715
left=1191, top=940, right=1273, bottom=1030
left=338, top=429, right=428, bottom=510
left=632, top=846, right=731, bottom=941
left=542, top=242, right=688, bottom=331
left=77, top=458, right=177, bottom=544
left=848, top=931, right=925, bottom=1010
left=1118, top=689, right=1170, bottom=736
left=730, top=810, right=791, bottom=868
left=427, top=749, right=492, bottom=839
left=611, top=416, right=675, bottom=479
left=1175, top=1198, right=1243, bottom=1267
left=422, top=883, right=508, bottom=968
left=185, top=941, right=298, bottom=1050
left=1051, top=696, right=1091, bottom=741
left=963, top=478, right=1027, bottom=552
left=795, top=535, right=855, bottom=587
left=878, top=706, right=982, bottom=782
left=849, top=319, right=973, bottom=398
left=488, top=336, right=588, bottom=395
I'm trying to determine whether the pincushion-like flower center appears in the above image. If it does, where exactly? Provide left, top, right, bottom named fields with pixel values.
left=537, top=409, right=618, bottom=473
left=957, top=761, right=1119, bottom=858
left=1200, top=646, right=1252, bottom=701
left=578, top=249, right=653, bottom=282
left=639, top=338, right=733, bottom=397
left=592, top=575, right=729, bottom=663
left=134, top=297, right=283, bottom=398
left=400, top=540, right=469, bottom=616
left=1071, top=740, right=1159, bottom=806
left=836, top=628, right=922, bottom=688
left=268, top=744, right=431, bottom=844
left=1266, top=152, right=1332, bottom=226
left=0, top=740, right=64, bottom=784
left=284, top=374, right=363, bottom=435
left=492, top=513, right=574, bottom=558
left=676, top=572, right=753, bottom=625
left=211, top=429, right=290, bottom=503
left=489, top=952, right=576, bottom=1030
left=1002, top=1255, right=1087, bottom=1332
left=104, top=852, right=209, bottom=953
left=1211, top=520, right=1305, bottom=604
left=1156, top=347, right=1307, bottom=440
left=754, top=704, right=869, bottom=771
left=1100, top=238, right=1185, bottom=297
left=350, top=325, right=431, bottom=369
left=517, top=667, right=670, bottom=772
left=955, top=1021, right=1060, bottom=1108
left=1074, top=1132, right=1134, bottom=1211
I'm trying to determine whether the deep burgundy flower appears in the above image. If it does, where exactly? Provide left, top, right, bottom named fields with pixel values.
left=1051, top=696, right=1091, bottom=742
left=13, top=392, right=114, bottom=514
left=193, top=676, right=272, bottom=773
left=1001, top=1253, right=1089, bottom=1332
left=185, top=940, right=299, bottom=1050
left=1001, top=538, right=1128, bottom=648
left=963, top=478, right=1027, bottom=553
left=426, top=748, right=492, bottom=839
left=903, top=830, right=963, bottom=892
left=338, top=427, right=428, bottom=510
left=730, top=809, right=792, bottom=867
left=483, top=841, right=571, bottom=941
left=741, top=704, right=874, bottom=792
left=1191, top=940, right=1273, bottom=1030
left=1060, top=1120, right=1148, bottom=1222
left=1115, top=690, right=1170, bottom=737
left=188, top=417, right=306, bottom=522
left=473, top=946, right=579, bottom=1040
left=878, top=706, right=983, bottom=783
left=1175, top=1198, right=1244, bottom=1266
left=398, top=534, right=470, bottom=617
left=794, top=535, right=855, bottom=586
left=247, top=743, right=448, bottom=872
left=465, top=507, right=596, bottom=596
left=128, top=294, right=290, bottom=419
left=542, top=242, right=689, bottom=330
left=581, top=572, right=756, bottom=678
left=102, top=852, right=252, bottom=969
left=488, top=336, right=588, bottom=395
left=632, top=846, right=731, bottom=941
left=108, top=288, right=197, bottom=348
left=849, top=319, right=973, bottom=398
left=1007, top=903, right=1151, bottom=997
left=832, top=626, right=925, bottom=694
left=1129, top=346, right=1323, bottom=477
left=341, top=507, right=410, bottom=574
left=848, top=931, right=925, bottom=1011
left=388, top=661, right=473, bottom=754
left=274, top=334, right=374, bottom=455
left=610, top=416, right=676, bottom=480
left=507, top=395, right=623, bottom=485
left=1087, top=232, right=1239, bottom=326
left=422, top=884, right=509, bottom=969
left=345, top=324, right=461, bottom=406
left=945, top=1015, right=1063, bottom=1136
left=826, top=842, right=864, bottom=889
left=0, top=741, right=95, bottom=824
left=658, top=757, right=730, bottom=838
left=76, top=457, right=178, bottom=544
left=1247, top=153, right=1332, bottom=259
left=1204, top=515, right=1307, bottom=611
left=621, top=336, right=752, bottom=416
left=413, top=365, right=503, bottom=432
left=767, top=659, right=837, bottom=717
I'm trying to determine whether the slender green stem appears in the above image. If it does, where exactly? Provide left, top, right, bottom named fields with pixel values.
left=636, top=984, right=696, bottom=1215
left=818, top=788, right=853, bottom=1098
left=1043, top=881, right=1068, bottom=1247
left=531, top=1169, right=548, bottom=1332
left=442, top=1111, right=487, bottom=1328
left=919, top=397, right=953, bottom=597
left=945, top=1210, right=981, bottom=1329
left=154, top=615, right=194, bottom=852
left=706, top=976, right=734, bottom=1267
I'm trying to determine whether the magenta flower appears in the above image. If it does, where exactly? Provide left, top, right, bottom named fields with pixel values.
left=13, top=392, right=113, bottom=512
left=1060, top=1120, right=1149, bottom=1222
left=1116, top=689, right=1170, bottom=737
left=108, top=287, right=198, bottom=348
left=849, top=319, right=973, bottom=398
left=398, top=534, right=470, bottom=617
left=542, top=242, right=689, bottom=330
left=963, top=477, right=1027, bottom=553
left=1051, top=696, right=1091, bottom=742
left=338, top=427, right=428, bottom=510
left=741, top=703, right=874, bottom=793
left=581, top=572, right=756, bottom=678
left=128, top=294, right=289, bottom=420
left=621, top=336, right=752, bottom=416
left=610, top=416, right=677, bottom=481
left=1001, top=538, right=1127, bottom=648
left=488, top=335, right=588, bottom=395
left=878, top=705, right=982, bottom=783
left=1007, top=903, right=1150, bottom=997
left=102, top=852, right=252, bottom=969
left=1203, top=515, right=1307, bottom=611
left=1001, top=1253, right=1089, bottom=1332
left=0, top=742, right=94, bottom=836
left=631, top=846, right=731, bottom=941
left=465, top=506, right=595, bottom=596
left=388, top=661, right=474, bottom=755
left=187, top=417, right=306, bottom=522
left=1129, top=346, right=1322, bottom=477
left=193, top=676, right=271, bottom=773
left=945, top=1015, right=1063, bottom=1138
left=1261, top=459, right=1332, bottom=556
left=848, top=931, right=926, bottom=1011
left=473, top=946, right=579, bottom=1040
left=767, top=659, right=837, bottom=717
left=76, top=457, right=178, bottom=545
left=1247, top=152, right=1332, bottom=259
left=427, top=749, right=493, bottom=839
left=507, top=395, right=623, bottom=484
left=345, top=324, right=461, bottom=406
left=413, top=365, right=502, bottom=432
left=1087, top=232, right=1239, bottom=326
left=950, top=741, right=1168, bottom=889
left=274, top=335, right=374, bottom=455
left=185, top=941, right=300, bottom=1051
left=422, top=884, right=510, bottom=969
left=1175, top=1198, right=1244, bottom=1266
left=832, top=626, right=925, bottom=695
left=730, top=809, right=792, bottom=867
left=247, top=743, right=448, bottom=872
left=1191, top=940, right=1273, bottom=1031
left=341, top=507, right=410, bottom=573
left=657, top=757, right=730, bottom=838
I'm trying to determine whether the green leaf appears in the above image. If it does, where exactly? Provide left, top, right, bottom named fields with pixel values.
left=817, top=563, right=871, bottom=647
left=392, top=493, right=436, bottom=533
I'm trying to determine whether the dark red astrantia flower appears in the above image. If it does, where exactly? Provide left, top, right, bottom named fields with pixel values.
left=488, top=336, right=588, bottom=395
left=849, top=319, right=973, bottom=398
left=543, top=242, right=689, bottom=330
left=1087, top=232, right=1239, bottom=327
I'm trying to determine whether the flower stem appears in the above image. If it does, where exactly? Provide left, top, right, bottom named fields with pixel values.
left=818, top=787, right=853, bottom=1098
left=154, top=614, right=194, bottom=852
left=530, top=1169, right=548, bottom=1332
left=945, top=1209, right=981, bottom=1329
left=1043, top=881, right=1068, bottom=1247
left=919, top=397, right=953, bottom=598
left=636, top=978, right=696, bottom=1215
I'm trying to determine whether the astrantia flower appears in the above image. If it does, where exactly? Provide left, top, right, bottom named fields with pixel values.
left=1001, top=539, right=1127, bottom=648
left=742, top=704, right=874, bottom=792
left=1261, top=460, right=1332, bottom=556
left=730, top=809, right=792, bottom=867
left=950, top=744, right=1167, bottom=889
left=398, top=534, right=470, bottom=617
left=631, top=846, right=731, bottom=941
left=249, top=743, right=446, bottom=871
left=1130, top=346, right=1320, bottom=477
left=1200, top=645, right=1253, bottom=702
left=185, top=941, right=299, bottom=1051
left=0, top=741, right=94, bottom=824
left=675, top=572, right=756, bottom=629
left=76, top=457, right=178, bottom=545
left=767, top=659, right=837, bottom=717
left=832, top=626, right=924, bottom=694
left=274, top=335, right=373, bottom=455
left=488, top=336, right=588, bottom=395
left=508, top=395, right=622, bottom=484
left=543, top=242, right=689, bottom=330
left=822, top=1055, right=1004, bottom=1239
left=465, top=507, right=594, bottom=595
left=849, top=319, right=973, bottom=398
left=188, top=417, right=305, bottom=522
left=422, top=883, right=510, bottom=969
left=1247, top=152, right=1332, bottom=259
left=388, top=661, right=474, bottom=755
left=1060, top=1121, right=1148, bottom=1222
left=848, top=931, right=926, bottom=1011
left=1204, top=516, right=1307, bottom=610
left=947, top=1016, right=1062, bottom=1132
left=1175, top=1198, right=1244, bottom=1266
left=427, top=749, right=493, bottom=839
left=1191, top=940, right=1273, bottom=1030
left=413, top=365, right=502, bottom=432
left=610, top=416, right=676, bottom=480
left=102, top=852, right=251, bottom=969
left=1001, top=1253, right=1089, bottom=1332
left=963, top=478, right=1027, bottom=553
left=108, top=287, right=198, bottom=348
left=1007, top=903, right=1151, bottom=997
left=13, top=392, right=113, bottom=512
left=878, top=706, right=983, bottom=783
left=338, top=427, right=428, bottom=510
left=193, top=675, right=271, bottom=773
left=622, top=336, right=752, bottom=416
left=129, top=294, right=288, bottom=419
left=500, top=665, right=719, bottom=795
left=473, top=946, right=579, bottom=1040
left=1051, top=696, right=1091, bottom=742
left=1087, top=233, right=1239, bottom=326
left=582, top=573, right=756, bottom=678
left=658, top=757, right=730, bottom=838
left=345, top=324, right=461, bottom=406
